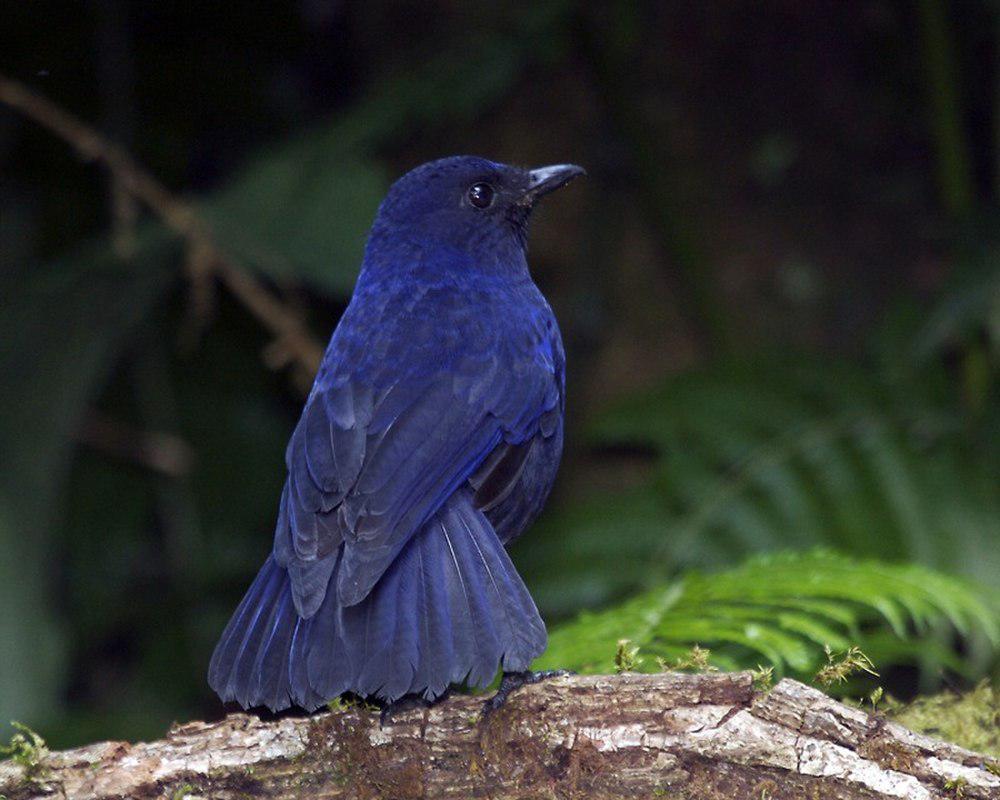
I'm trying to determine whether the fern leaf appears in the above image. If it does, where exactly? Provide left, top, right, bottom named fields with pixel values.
left=535, top=551, right=999, bottom=683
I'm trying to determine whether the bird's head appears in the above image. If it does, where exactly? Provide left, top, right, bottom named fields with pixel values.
left=365, top=156, right=584, bottom=274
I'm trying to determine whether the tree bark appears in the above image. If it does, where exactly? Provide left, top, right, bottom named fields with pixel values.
left=2, top=672, right=997, bottom=800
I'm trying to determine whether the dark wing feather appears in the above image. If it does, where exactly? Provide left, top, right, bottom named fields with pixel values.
left=469, top=439, right=534, bottom=513
left=276, top=298, right=564, bottom=618
left=334, top=369, right=512, bottom=605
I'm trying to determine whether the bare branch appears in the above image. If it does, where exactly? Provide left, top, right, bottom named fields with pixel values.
left=76, top=411, right=195, bottom=478
left=2, top=673, right=997, bottom=799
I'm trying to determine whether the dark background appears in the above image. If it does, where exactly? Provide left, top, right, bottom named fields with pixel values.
left=1, top=0, right=997, bottom=748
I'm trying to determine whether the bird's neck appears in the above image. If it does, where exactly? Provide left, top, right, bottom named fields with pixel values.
left=359, top=230, right=532, bottom=286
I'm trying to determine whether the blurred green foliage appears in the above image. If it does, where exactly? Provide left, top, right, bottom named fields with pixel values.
left=0, top=233, right=178, bottom=727
left=1, top=0, right=998, bottom=750
left=522, top=345, right=1000, bottom=615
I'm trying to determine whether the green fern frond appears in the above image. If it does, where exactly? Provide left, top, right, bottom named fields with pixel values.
left=517, top=353, right=999, bottom=687
left=535, top=550, right=999, bottom=683
left=520, top=358, right=1000, bottom=632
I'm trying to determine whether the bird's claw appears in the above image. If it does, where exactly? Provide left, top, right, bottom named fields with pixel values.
left=481, top=669, right=574, bottom=718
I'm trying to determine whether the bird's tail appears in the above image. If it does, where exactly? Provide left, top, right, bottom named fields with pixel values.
left=207, top=553, right=323, bottom=711
left=208, top=489, right=546, bottom=711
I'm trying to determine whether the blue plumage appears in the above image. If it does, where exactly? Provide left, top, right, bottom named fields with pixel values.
left=208, top=156, right=583, bottom=711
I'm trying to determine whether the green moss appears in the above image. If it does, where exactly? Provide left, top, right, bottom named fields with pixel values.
left=326, top=697, right=352, bottom=712
left=813, top=645, right=878, bottom=688
left=889, top=681, right=1000, bottom=757
left=751, top=665, right=774, bottom=692
left=0, top=722, right=48, bottom=780
left=326, top=695, right=378, bottom=713
left=657, top=644, right=718, bottom=673
left=614, top=639, right=642, bottom=672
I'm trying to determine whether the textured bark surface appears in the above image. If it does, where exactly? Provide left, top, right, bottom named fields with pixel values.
left=2, top=672, right=998, bottom=799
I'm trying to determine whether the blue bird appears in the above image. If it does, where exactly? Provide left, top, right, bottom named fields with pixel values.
left=208, top=156, right=583, bottom=713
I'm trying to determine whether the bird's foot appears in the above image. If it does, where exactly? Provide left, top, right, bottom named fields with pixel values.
left=481, top=669, right=574, bottom=718
left=379, top=689, right=449, bottom=728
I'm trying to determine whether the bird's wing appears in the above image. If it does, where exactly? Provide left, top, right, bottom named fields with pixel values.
left=273, top=338, right=561, bottom=617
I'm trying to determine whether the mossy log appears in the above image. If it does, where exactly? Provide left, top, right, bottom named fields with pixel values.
left=2, top=672, right=998, bottom=799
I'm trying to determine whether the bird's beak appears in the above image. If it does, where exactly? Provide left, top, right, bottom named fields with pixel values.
left=521, top=164, right=586, bottom=205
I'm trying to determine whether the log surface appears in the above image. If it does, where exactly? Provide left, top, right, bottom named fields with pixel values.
left=1, top=672, right=998, bottom=799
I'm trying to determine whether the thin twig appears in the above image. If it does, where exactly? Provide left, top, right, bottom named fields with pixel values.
left=0, top=72, right=325, bottom=377
left=76, top=411, right=196, bottom=478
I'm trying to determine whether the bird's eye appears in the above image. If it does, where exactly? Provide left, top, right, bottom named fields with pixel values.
left=467, top=182, right=495, bottom=209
